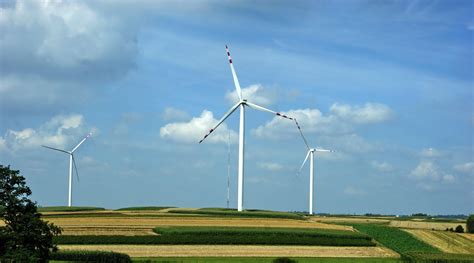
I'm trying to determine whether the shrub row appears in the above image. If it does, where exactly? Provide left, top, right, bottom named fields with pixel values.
left=55, top=227, right=375, bottom=246
left=401, top=252, right=474, bottom=263
left=350, top=223, right=439, bottom=254
left=51, top=250, right=131, bottom=262
left=169, top=209, right=306, bottom=220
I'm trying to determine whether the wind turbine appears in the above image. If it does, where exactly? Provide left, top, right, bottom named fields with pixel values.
left=42, top=132, right=92, bottom=207
left=199, top=45, right=294, bottom=211
left=295, top=120, right=332, bottom=215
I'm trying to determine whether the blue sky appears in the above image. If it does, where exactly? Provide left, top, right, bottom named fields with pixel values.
left=0, top=0, right=472, bottom=214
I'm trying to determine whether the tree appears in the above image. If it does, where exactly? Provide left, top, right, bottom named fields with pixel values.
left=0, top=165, right=61, bottom=261
left=467, top=215, right=474, bottom=233
left=454, top=225, right=464, bottom=233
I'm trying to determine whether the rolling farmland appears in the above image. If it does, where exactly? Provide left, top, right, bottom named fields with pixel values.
left=404, top=229, right=474, bottom=254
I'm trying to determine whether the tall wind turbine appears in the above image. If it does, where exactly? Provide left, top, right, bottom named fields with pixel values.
left=199, top=45, right=294, bottom=211
left=295, top=120, right=332, bottom=215
left=42, top=132, right=92, bottom=207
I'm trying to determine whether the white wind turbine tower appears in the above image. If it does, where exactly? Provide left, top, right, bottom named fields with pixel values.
left=199, top=45, right=294, bottom=212
left=42, top=132, right=92, bottom=207
left=295, top=120, right=333, bottom=215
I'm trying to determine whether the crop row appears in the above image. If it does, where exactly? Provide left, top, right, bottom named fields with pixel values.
left=54, top=226, right=375, bottom=246
left=401, top=252, right=474, bottom=263
left=350, top=224, right=439, bottom=254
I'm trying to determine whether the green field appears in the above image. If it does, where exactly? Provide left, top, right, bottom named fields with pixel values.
left=350, top=224, right=440, bottom=254
left=115, top=206, right=175, bottom=211
left=132, top=257, right=402, bottom=263
left=37, top=206, right=105, bottom=212
left=54, top=226, right=375, bottom=246
left=169, top=209, right=305, bottom=220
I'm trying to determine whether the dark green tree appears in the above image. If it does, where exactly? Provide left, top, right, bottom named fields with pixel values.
left=0, top=165, right=61, bottom=261
left=467, top=215, right=474, bottom=233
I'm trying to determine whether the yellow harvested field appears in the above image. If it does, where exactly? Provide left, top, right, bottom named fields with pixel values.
left=405, top=229, right=474, bottom=254
left=460, top=233, right=474, bottom=241
left=45, top=216, right=352, bottom=235
left=313, top=216, right=390, bottom=224
left=59, top=245, right=399, bottom=258
left=60, top=227, right=156, bottom=236
left=389, top=220, right=465, bottom=231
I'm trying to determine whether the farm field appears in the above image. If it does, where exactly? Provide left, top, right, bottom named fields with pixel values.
left=58, top=245, right=398, bottom=258
left=4, top=207, right=472, bottom=261
left=404, top=229, right=474, bottom=254
left=388, top=220, right=465, bottom=231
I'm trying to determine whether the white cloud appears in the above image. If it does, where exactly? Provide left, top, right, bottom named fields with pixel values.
left=225, top=84, right=276, bottom=106
left=329, top=102, right=393, bottom=124
left=162, top=107, right=190, bottom=121
left=258, top=162, right=284, bottom=172
left=410, top=161, right=441, bottom=180
left=253, top=108, right=345, bottom=139
left=0, top=1, right=139, bottom=112
left=252, top=102, right=393, bottom=140
left=160, top=110, right=238, bottom=144
left=442, top=174, right=455, bottom=183
left=371, top=161, right=394, bottom=173
left=453, top=162, right=474, bottom=173
left=1, top=114, right=96, bottom=151
left=420, top=147, right=444, bottom=158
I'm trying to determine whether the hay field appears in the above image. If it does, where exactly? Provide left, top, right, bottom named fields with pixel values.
left=45, top=216, right=352, bottom=236
left=404, top=229, right=474, bottom=254
left=313, top=217, right=390, bottom=224
left=59, top=245, right=399, bottom=258
left=389, top=220, right=465, bottom=231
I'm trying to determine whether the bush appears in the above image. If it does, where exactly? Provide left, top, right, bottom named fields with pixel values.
left=467, top=215, right=474, bottom=233
left=402, top=252, right=474, bottom=262
left=454, top=225, right=464, bottom=233
left=51, top=250, right=131, bottom=262
left=273, top=257, right=297, bottom=263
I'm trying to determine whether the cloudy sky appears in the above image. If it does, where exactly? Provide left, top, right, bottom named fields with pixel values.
left=1, top=0, right=472, bottom=214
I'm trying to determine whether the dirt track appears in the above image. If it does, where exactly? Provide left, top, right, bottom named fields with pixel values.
left=59, top=245, right=399, bottom=258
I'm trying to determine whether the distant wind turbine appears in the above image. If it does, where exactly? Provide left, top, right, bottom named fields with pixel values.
left=199, top=45, right=294, bottom=211
left=42, top=132, right=92, bottom=207
left=295, top=120, right=333, bottom=215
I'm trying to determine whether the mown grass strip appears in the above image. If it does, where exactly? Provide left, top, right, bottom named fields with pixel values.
left=350, top=224, right=440, bottom=254
left=54, top=226, right=375, bottom=246
left=38, top=206, right=105, bottom=212
left=169, top=209, right=306, bottom=220
left=115, top=206, right=174, bottom=211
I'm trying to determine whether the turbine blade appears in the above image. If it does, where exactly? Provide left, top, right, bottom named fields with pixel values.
left=71, top=132, right=92, bottom=153
left=225, top=45, right=242, bottom=100
left=72, top=154, right=80, bottom=182
left=41, top=145, right=70, bottom=154
left=315, top=148, right=332, bottom=152
left=246, top=101, right=294, bottom=121
left=294, top=119, right=310, bottom=150
left=298, top=150, right=311, bottom=174
left=199, top=102, right=241, bottom=144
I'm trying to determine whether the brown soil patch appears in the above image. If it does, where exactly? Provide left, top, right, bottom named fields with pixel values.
left=405, top=229, right=474, bottom=254
left=59, top=245, right=399, bottom=258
